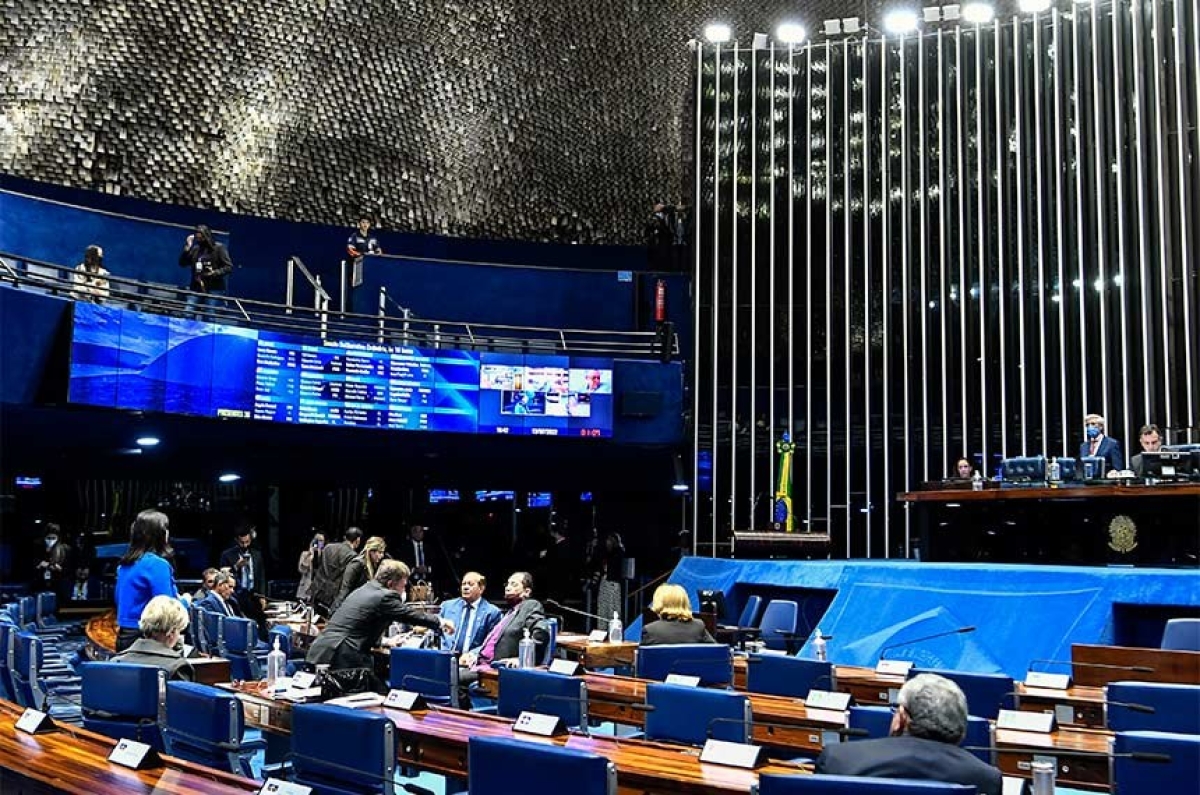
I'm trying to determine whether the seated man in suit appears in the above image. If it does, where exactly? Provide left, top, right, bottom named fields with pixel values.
left=1130, top=423, right=1162, bottom=476
left=816, top=673, right=1001, bottom=795
left=640, top=583, right=715, bottom=646
left=440, top=571, right=502, bottom=656
left=457, top=571, right=549, bottom=704
left=112, top=595, right=194, bottom=681
left=1079, top=412, right=1124, bottom=474
left=196, top=571, right=244, bottom=617
left=307, top=560, right=451, bottom=672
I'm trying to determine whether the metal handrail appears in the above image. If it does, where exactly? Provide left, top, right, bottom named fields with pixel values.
left=0, top=251, right=680, bottom=358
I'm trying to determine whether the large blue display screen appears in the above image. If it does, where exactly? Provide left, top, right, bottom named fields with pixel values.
left=67, top=303, right=613, bottom=437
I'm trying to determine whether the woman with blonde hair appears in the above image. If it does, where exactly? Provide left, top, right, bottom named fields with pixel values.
left=332, top=536, right=387, bottom=610
left=639, top=583, right=716, bottom=647
left=111, top=594, right=194, bottom=680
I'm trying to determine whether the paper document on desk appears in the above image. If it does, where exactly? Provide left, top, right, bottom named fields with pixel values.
left=280, top=686, right=324, bottom=702
left=325, top=692, right=386, bottom=709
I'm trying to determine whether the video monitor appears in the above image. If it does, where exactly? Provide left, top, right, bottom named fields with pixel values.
left=475, top=490, right=515, bottom=502
left=428, top=489, right=460, bottom=504
left=477, top=352, right=613, bottom=437
left=527, top=492, right=552, bottom=508
left=1143, top=450, right=1200, bottom=482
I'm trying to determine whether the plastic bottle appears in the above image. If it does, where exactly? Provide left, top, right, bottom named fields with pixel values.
left=971, top=471, right=984, bottom=492
left=608, top=611, right=623, bottom=644
left=517, top=628, right=537, bottom=669
left=1047, top=457, right=1061, bottom=486
left=813, top=628, right=828, bottom=662
left=265, top=636, right=287, bottom=687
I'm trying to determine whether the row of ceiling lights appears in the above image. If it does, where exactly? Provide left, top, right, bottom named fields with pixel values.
left=703, top=0, right=1092, bottom=44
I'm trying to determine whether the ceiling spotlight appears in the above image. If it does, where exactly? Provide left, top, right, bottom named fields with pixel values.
left=218, top=473, right=242, bottom=483
left=1018, top=0, right=1052, bottom=11
left=884, top=9, right=921, bottom=34
left=962, top=1, right=995, bottom=23
left=776, top=22, right=808, bottom=44
left=135, top=436, right=160, bottom=447
left=704, top=23, right=733, bottom=43
left=673, top=483, right=691, bottom=493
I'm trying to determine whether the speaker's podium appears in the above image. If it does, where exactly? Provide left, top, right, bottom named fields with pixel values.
left=731, top=527, right=831, bottom=558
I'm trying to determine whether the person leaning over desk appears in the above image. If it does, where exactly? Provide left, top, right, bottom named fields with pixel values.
left=306, top=559, right=451, bottom=671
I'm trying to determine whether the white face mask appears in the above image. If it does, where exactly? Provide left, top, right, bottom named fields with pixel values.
left=400, top=590, right=408, bottom=603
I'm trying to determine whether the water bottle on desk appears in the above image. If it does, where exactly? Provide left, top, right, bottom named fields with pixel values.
left=265, top=636, right=287, bottom=687
left=971, top=471, right=984, bottom=491
left=812, top=628, right=827, bottom=662
left=517, top=628, right=536, bottom=669
left=608, top=611, right=623, bottom=643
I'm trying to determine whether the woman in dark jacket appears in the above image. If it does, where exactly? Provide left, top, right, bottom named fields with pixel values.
left=639, top=583, right=716, bottom=646
left=332, top=536, right=387, bottom=610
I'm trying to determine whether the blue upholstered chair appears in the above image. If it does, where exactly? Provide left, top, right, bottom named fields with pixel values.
left=644, top=682, right=750, bottom=746
left=221, top=615, right=262, bottom=680
left=541, top=617, right=559, bottom=665
left=11, top=631, right=81, bottom=720
left=200, top=609, right=224, bottom=657
left=738, top=595, right=765, bottom=629
left=961, top=716, right=993, bottom=764
left=80, top=662, right=165, bottom=749
left=848, top=705, right=895, bottom=740
left=1112, top=731, right=1200, bottom=795
left=1107, top=681, right=1200, bottom=734
left=1161, top=618, right=1200, bottom=651
left=161, top=681, right=263, bottom=777
left=496, top=667, right=587, bottom=731
left=1000, top=455, right=1047, bottom=484
left=467, top=735, right=616, bottom=795
left=35, top=592, right=83, bottom=633
left=756, top=773, right=975, bottom=794
left=745, top=655, right=833, bottom=699
left=908, top=668, right=1014, bottom=720
left=388, top=647, right=460, bottom=708
left=758, top=600, right=800, bottom=653
left=0, top=622, right=17, bottom=701
left=1056, top=456, right=1080, bottom=481
left=634, top=643, right=733, bottom=687
left=291, top=703, right=397, bottom=795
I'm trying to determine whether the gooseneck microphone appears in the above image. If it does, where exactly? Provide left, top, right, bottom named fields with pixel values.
left=545, top=599, right=611, bottom=624
left=878, top=626, right=977, bottom=659
left=998, top=690, right=1156, bottom=714
left=1028, top=658, right=1156, bottom=674
left=963, top=746, right=1171, bottom=763
left=705, top=716, right=870, bottom=740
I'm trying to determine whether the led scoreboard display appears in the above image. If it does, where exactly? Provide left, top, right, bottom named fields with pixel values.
left=67, top=303, right=613, bottom=438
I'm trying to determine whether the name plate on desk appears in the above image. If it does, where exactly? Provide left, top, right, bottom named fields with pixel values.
left=258, top=778, right=314, bottom=795
left=291, top=671, right=317, bottom=689
left=513, top=710, right=567, bottom=737
left=384, top=689, right=426, bottom=711
left=664, top=673, right=701, bottom=687
left=996, top=708, right=1056, bottom=733
left=1024, top=671, right=1071, bottom=690
left=549, top=659, right=581, bottom=675
left=875, top=659, right=914, bottom=677
left=699, top=738, right=764, bottom=769
left=108, top=738, right=160, bottom=770
left=587, top=630, right=609, bottom=642
left=14, top=708, right=54, bottom=734
left=805, top=689, right=852, bottom=712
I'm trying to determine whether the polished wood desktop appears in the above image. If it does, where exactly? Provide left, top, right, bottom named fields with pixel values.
left=1071, top=643, right=1200, bottom=687
left=84, top=609, right=233, bottom=684
left=993, top=727, right=1113, bottom=791
left=899, top=482, right=1200, bottom=502
left=0, top=698, right=261, bottom=795
left=221, top=681, right=809, bottom=794
left=556, top=633, right=639, bottom=669
left=1013, top=684, right=1106, bottom=729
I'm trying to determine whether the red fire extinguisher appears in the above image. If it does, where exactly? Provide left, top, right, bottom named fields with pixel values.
left=655, top=278, right=667, bottom=324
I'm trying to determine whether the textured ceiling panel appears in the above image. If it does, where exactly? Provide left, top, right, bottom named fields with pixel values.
left=0, top=1, right=1011, bottom=245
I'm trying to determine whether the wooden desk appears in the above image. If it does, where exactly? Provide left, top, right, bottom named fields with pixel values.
left=899, top=483, right=1200, bottom=502
left=221, top=682, right=809, bottom=794
left=0, top=699, right=260, bottom=795
left=1072, top=643, right=1200, bottom=687
left=557, top=633, right=639, bottom=669
left=84, top=609, right=232, bottom=684
left=1014, top=685, right=1106, bottom=729
left=994, top=727, right=1113, bottom=792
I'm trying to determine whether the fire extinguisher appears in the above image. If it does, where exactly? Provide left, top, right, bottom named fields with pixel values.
left=655, top=278, right=667, bottom=324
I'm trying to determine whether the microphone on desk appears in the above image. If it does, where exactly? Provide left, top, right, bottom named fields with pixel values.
left=544, top=599, right=611, bottom=625
left=529, top=692, right=655, bottom=736
left=999, top=689, right=1155, bottom=715
left=399, top=674, right=452, bottom=693
left=1028, top=658, right=1156, bottom=674
left=962, top=745, right=1171, bottom=763
left=705, top=715, right=865, bottom=741
left=878, top=626, right=977, bottom=660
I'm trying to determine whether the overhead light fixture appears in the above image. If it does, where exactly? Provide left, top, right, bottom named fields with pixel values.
left=776, top=22, right=808, bottom=44
left=218, top=473, right=241, bottom=483
left=883, top=8, right=921, bottom=34
left=752, top=32, right=769, bottom=50
left=704, top=23, right=733, bottom=43
left=1018, top=0, right=1052, bottom=12
left=135, top=436, right=160, bottom=447
left=962, top=1, right=995, bottom=23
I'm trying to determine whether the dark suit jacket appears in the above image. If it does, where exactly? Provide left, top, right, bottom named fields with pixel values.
left=486, top=598, right=548, bottom=663
left=218, top=545, right=266, bottom=595
left=439, top=597, right=503, bottom=654
left=196, top=592, right=243, bottom=618
left=312, top=540, right=358, bottom=612
left=1079, top=436, right=1124, bottom=473
left=816, top=735, right=1001, bottom=795
left=1131, top=452, right=1146, bottom=476
left=332, top=555, right=371, bottom=611
left=306, top=580, right=441, bottom=670
left=639, top=618, right=716, bottom=647
left=112, top=637, right=195, bottom=681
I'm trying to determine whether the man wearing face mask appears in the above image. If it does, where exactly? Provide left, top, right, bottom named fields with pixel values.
left=306, top=560, right=452, bottom=672
left=1078, top=413, right=1124, bottom=475
left=36, top=525, right=73, bottom=598
left=455, top=572, right=548, bottom=705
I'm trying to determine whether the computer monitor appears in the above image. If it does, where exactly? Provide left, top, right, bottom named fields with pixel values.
left=1142, top=450, right=1200, bottom=482
left=696, top=589, right=727, bottom=620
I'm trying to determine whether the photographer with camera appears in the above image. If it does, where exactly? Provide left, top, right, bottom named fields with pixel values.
left=645, top=201, right=675, bottom=271
left=217, top=525, right=268, bottom=636
left=296, top=530, right=325, bottom=604
left=178, top=224, right=233, bottom=318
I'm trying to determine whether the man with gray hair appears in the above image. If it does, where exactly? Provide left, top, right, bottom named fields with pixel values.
left=816, top=673, right=1001, bottom=794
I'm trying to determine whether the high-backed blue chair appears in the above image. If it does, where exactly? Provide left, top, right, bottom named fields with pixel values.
left=634, top=643, right=733, bottom=687
left=187, top=601, right=207, bottom=651
left=541, top=617, right=559, bottom=665
left=1161, top=618, right=1200, bottom=651
left=11, top=631, right=81, bottom=719
left=467, top=735, right=616, bottom=795
left=36, top=592, right=83, bottom=633
left=291, top=703, right=396, bottom=795
left=1107, top=681, right=1200, bottom=734
left=908, top=668, right=1014, bottom=720
left=848, top=705, right=895, bottom=739
left=221, top=615, right=262, bottom=680
left=1112, top=731, right=1200, bottom=795
left=161, top=681, right=262, bottom=777
left=80, top=662, right=165, bottom=749
left=496, top=667, right=587, bottom=731
left=738, top=595, right=764, bottom=629
left=388, top=647, right=460, bottom=708
left=200, top=609, right=224, bottom=656
left=1000, top=455, right=1046, bottom=484
left=756, top=773, right=975, bottom=794
left=644, top=682, right=750, bottom=746
left=961, top=716, right=992, bottom=764
left=746, top=656, right=833, bottom=699
left=0, top=622, right=17, bottom=701
left=758, top=600, right=800, bottom=653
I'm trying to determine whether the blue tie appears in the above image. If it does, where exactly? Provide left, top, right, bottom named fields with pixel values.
left=455, top=604, right=473, bottom=653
